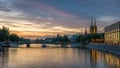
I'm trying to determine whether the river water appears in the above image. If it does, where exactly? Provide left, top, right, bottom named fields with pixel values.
left=0, top=44, right=120, bottom=68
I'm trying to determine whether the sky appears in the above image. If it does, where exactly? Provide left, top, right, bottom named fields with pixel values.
left=0, top=0, right=120, bottom=38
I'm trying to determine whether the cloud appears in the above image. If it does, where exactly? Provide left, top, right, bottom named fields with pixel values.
left=0, top=0, right=119, bottom=37
left=97, top=16, right=120, bottom=22
left=0, top=0, right=90, bottom=33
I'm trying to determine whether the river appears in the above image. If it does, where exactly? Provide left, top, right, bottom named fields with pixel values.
left=0, top=44, right=119, bottom=68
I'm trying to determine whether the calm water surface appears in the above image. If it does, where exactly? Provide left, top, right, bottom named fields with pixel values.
left=0, top=44, right=120, bottom=68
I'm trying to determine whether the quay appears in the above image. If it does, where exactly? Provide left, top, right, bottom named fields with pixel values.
left=86, top=43, right=120, bottom=56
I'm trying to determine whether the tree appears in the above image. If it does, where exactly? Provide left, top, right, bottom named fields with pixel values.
left=9, top=34, right=20, bottom=42
left=56, top=34, right=63, bottom=42
left=63, top=35, right=70, bottom=42
left=76, top=35, right=84, bottom=42
left=0, top=26, right=20, bottom=42
left=0, top=26, right=10, bottom=41
left=84, top=35, right=93, bottom=42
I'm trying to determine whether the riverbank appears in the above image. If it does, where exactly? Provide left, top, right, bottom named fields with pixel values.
left=86, top=43, right=120, bottom=56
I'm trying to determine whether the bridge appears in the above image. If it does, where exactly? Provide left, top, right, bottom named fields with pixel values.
left=23, top=42, right=88, bottom=48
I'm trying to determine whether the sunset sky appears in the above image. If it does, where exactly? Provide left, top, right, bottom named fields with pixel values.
left=0, top=0, right=120, bottom=38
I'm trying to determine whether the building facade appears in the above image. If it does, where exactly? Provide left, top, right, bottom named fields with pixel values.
left=88, top=17, right=104, bottom=43
left=90, top=17, right=97, bottom=34
left=105, top=22, right=120, bottom=45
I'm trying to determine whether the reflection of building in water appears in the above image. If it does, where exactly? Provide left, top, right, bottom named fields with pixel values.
left=105, top=21, right=120, bottom=45
left=91, top=49, right=120, bottom=68
left=90, top=49, right=101, bottom=64
left=104, top=54, right=120, bottom=68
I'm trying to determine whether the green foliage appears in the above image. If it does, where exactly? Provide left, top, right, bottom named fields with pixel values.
left=56, top=35, right=63, bottom=42
left=9, top=34, right=20, bottom=42
left=35, top=39, right=43, bottom=43
left=76, top=35, right=84, bottom=42
left=0, top=26, right=10, bottom=41
left=84, top=35, right=92, bottom=42
left=0, top=26, right=20, bottom=42
left=63, top=35, right=70, bottom=42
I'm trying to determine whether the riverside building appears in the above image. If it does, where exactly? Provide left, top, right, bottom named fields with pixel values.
left=88, top=17, right=104, bottom=43
left=105, top=21, right=120, bottom=45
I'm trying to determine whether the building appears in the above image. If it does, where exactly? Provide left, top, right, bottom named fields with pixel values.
left=105, top=21, right=120, bottom=45
left=90, top=17, right=97, bottom=34
left=84, top=33, right=104, bottom=43
left=91, top=33, right=104, bottom=43
left=87, top=17, right=104, bottom=43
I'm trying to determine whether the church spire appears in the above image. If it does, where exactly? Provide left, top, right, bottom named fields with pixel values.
left=91, top=17, right=96, bottom=26
left=90, top=16, right=97, bottom=34
left=91, top=17, right=94, bottom=26
left=93, top=17, right=96, bottom=26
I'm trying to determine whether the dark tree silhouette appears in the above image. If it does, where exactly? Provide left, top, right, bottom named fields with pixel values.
left=0, top=26, right=20, bottom=42
left=76, top=35, right=83, bottom=42
left=0, top=26, right=10, bottom=41
left=9, top=34, right=20, bottom=42
left=63, top=35, right=70, bottom=42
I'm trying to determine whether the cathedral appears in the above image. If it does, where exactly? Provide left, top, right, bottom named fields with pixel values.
left=82, top=17, right=104, bottom=43
left=90, top=17, right=97, bottom=34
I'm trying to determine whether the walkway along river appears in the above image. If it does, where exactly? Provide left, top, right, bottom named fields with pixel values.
left=0, top=44, right=120, bottom=68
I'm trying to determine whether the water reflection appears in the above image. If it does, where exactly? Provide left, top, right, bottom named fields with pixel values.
left=91, top=49, right=120, bottom=68
left=0, top=44, right=119, bottom=68
left=0, top=47, right=9, bottom=68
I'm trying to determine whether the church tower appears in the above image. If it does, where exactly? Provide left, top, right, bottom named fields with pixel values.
left=93, top=18, right=97, bottom=34
left=90, top=17, right=97, bottom=34
left=85, top=27, right=87, bottom=35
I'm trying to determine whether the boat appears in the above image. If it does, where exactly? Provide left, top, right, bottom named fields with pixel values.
left=42, top=44, right=47, bottom=48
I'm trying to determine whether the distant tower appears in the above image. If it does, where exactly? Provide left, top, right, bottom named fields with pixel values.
left=90, top=17, right=97, bottom=34
left=93, top=18, right=97, bottom=34
left=85, top=27, right=87, bottom=35
left=90, top=17, right=94, bottom=34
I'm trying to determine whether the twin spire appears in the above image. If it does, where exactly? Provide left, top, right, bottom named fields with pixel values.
left=83, top=17, right=97, bottom=35
left=90, top=17, right=97, bottom=34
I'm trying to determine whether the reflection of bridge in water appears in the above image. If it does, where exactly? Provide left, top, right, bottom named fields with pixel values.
left=22, top=43, right=85, bottom=48
left=24, top=43, right=63, bottom=48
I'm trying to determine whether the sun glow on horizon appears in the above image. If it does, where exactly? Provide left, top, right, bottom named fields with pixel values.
left=0, top=0, right=118, bottom=38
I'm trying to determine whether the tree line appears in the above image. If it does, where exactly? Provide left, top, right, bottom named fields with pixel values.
left=0, top=26, right=20, bottom=42
left=35, top=33, right=104, bottom=44
left=35, top=34, right=70, bottom=44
